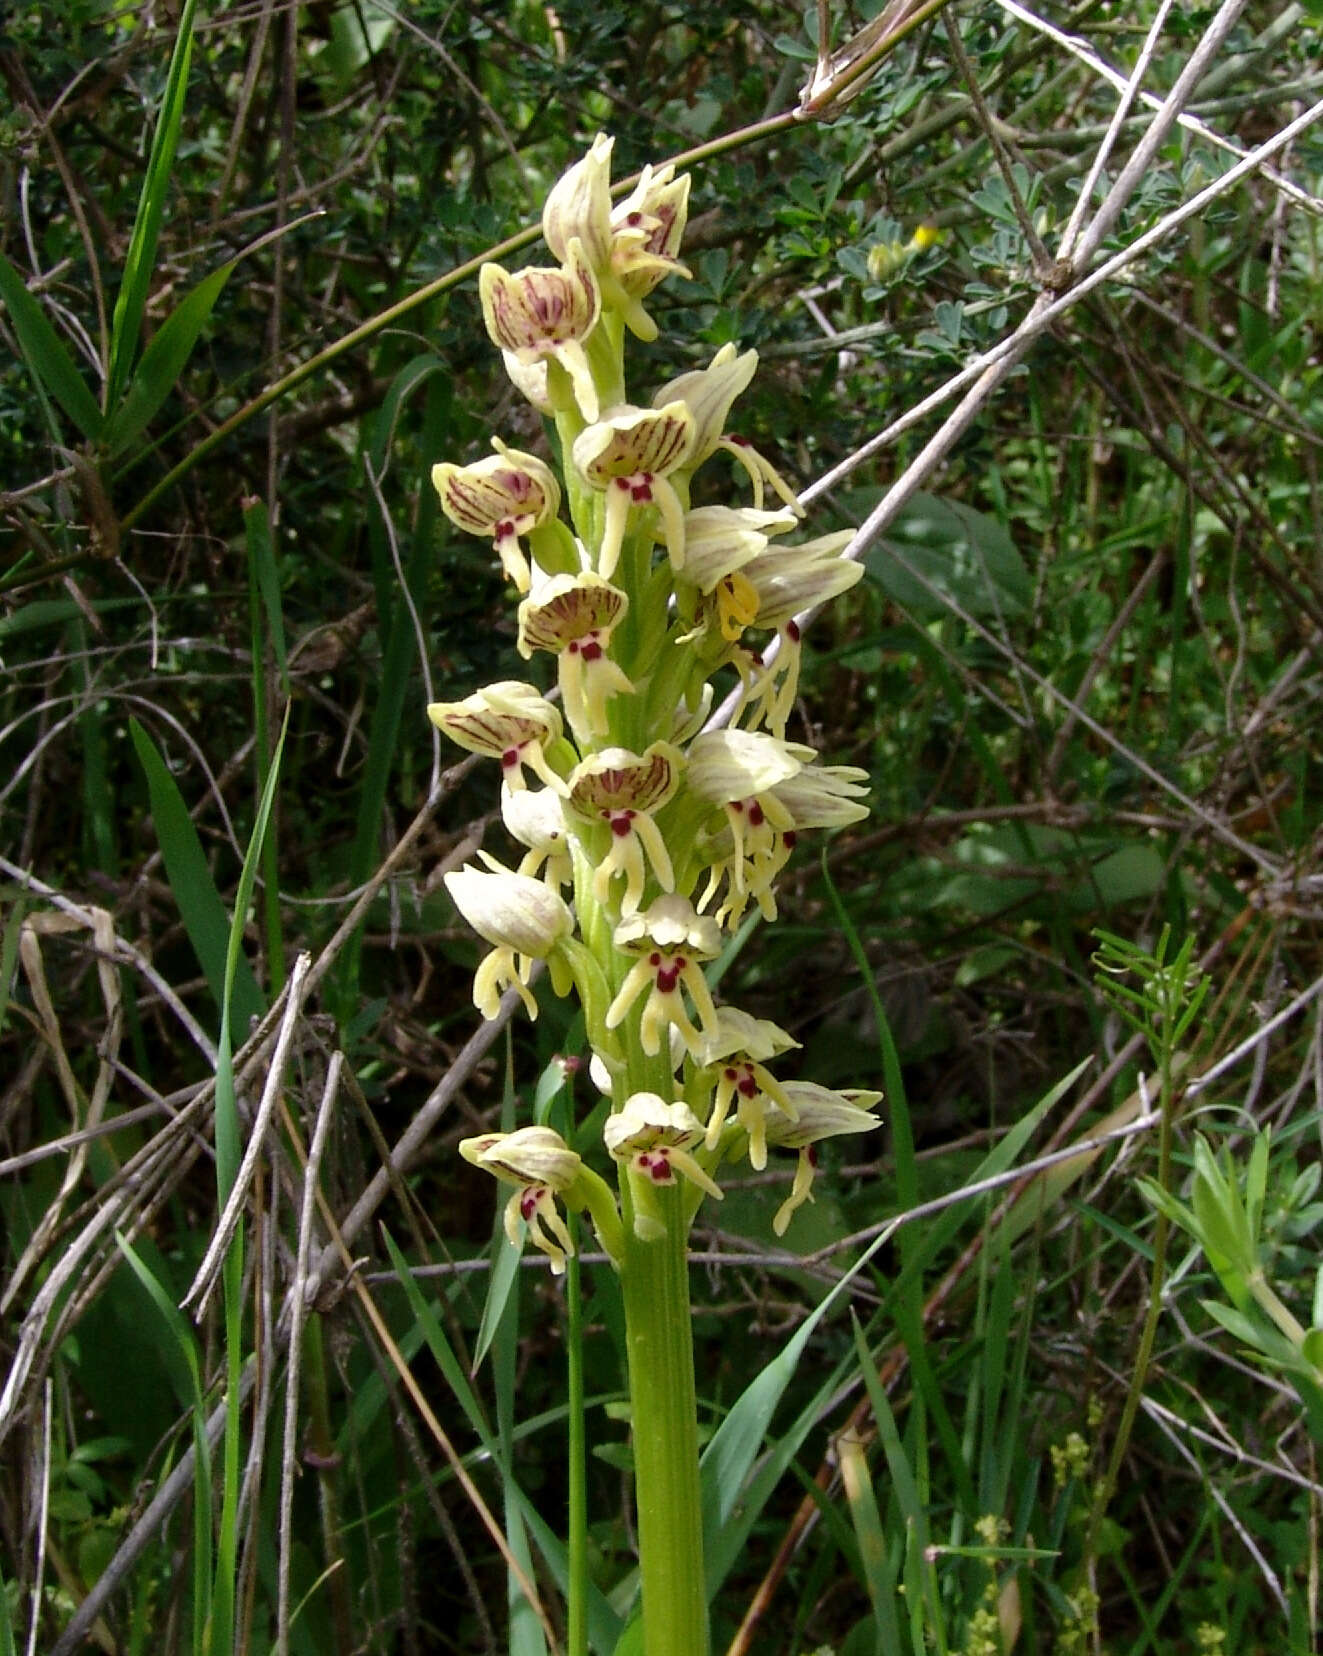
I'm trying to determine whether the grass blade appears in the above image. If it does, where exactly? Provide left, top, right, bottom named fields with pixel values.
left=115, top=1234, right=212, bottom=1652
left=108, top=260, right=235, bottom=455
left=128, top=718, right=265, bottom=1029
left=105, top=0, right=199, bottom=409
left=211, top=707, right=287, bottom=1656
left=0, top=250, right=103, bottom=441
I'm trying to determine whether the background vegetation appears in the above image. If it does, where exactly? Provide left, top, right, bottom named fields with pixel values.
left=3, top=0, right=1323, bottom=1651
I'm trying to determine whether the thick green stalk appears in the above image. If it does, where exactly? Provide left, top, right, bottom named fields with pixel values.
left=566, top=1239, right=588, bottom=1656
left=619, top=1185, right=709, bottom=1656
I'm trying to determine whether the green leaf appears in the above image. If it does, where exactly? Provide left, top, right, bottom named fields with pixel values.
left=113, top=1234, right=203, bottom=1412
left=0, top=891, right=25, bottom=1041
left=108, top=260, right=234, bottom=455
left=1201, top=1298, right=1295, bottom=1363
left=1075, top=843, right=1167, bottom=908
left=106, top=0, right=199, bottom=408
left=129, top=718, right=265, bottom=1029
left=243, top=496, right=290, bottom=692
left=953, top=942, right=1020, bottom=986
left=859, top=489, right=1032, bottom=621
left=473, top=1218, right=523, bottom=1372
left=0, top=249, right=104, bottom=441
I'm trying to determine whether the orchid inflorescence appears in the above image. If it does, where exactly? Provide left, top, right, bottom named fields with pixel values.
left=431, top=134, right=881, bottom=1271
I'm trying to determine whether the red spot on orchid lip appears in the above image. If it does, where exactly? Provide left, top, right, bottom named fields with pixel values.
left=787, top=620, right=802, bottom=642
left=737, top=1073, right=758, bottom=1097
left=748, top=802, right=765, bottom=827
left=501, top=747, right=520, bottom=769
left=581, top=640, right=603, bottom=661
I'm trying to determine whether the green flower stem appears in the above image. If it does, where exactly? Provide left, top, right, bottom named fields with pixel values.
left=566, top=1232, right=589, bottom=1656
left=619, top=1185, right=710, bottom=1656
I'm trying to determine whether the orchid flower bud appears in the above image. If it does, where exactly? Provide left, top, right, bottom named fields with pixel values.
left=444, top=861, right=573, bottom=958
left=542, top=132, right=615, bottom=273
left=445, top=858, right=575, bottom=1022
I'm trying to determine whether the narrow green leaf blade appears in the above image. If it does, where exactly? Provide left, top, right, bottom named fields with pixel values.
left=108, top=260, right=234, bottom=454
left=129, top=718, right=265, bottom=1028
left=0, top=249, right=103, bottom=440
left=242, top=495, right=290, bottom=690
left=106, top=0, right=199, bottom=407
